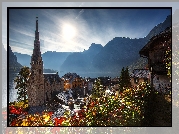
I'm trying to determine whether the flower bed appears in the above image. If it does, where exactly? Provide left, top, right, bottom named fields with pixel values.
left=9, top=82, right=151, bottom=126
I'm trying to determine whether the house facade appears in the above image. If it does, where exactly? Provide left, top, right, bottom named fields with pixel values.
left=62, top=72, right=84, bottom=90
left=130, top=69, right=150, bottom=87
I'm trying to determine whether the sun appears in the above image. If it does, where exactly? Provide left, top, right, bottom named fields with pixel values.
left=62, top=24, right=76, bottom=40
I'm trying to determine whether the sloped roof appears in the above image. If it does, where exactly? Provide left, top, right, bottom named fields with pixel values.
left=62, top=72, right=82, bottom=83
left=139, top=27, right=171, bottom=57
left=131, top=69, right=150, bottom=78
left=44, top=73, right=61, bottom=85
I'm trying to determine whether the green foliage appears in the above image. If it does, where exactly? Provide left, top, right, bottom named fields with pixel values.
left=91, top=79, right=104, bottom=98
left=119, top=66, right=131, bottom=92
left=79, top=82, right=151, bottom=126
left=164, top=49, right=171, bottom=78
left=14, top=66, right=30, bottom=104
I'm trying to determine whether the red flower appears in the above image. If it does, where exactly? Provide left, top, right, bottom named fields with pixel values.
left=10, top=119, right=17, bottom=126
left=9, top=106, right=23, bottom=115
left=54, top=117, right=66, bottom=126
left=48, top=111, right=54, bottom=116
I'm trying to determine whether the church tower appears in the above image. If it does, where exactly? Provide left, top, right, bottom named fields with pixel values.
left=27, top=17, right=45, bottom=107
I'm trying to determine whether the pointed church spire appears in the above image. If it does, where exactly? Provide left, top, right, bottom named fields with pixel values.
left=36, top=17, right=38, bottom=32
left=35, top=17, right=39, bottom=40
left=31, top=17, right=41, bottom=63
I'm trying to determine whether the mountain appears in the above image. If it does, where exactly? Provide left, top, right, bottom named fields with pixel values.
left=60, top=43, right=103, bottom=76
left=14, top=52, right=31, bottom=67
left=145, top=15, right=171, bottom=40
left=92, top=37, right=148, bottom=75
left=9, top=46, right=22, bottom=73
left=128, top=57, right=148, bottom=74
left=43, top=68, right=57, bottom=73
left=14, top=51, right=71, bottom=73
left=42, top=51, right=71, bottom=72
left=93, top=15, right=171, bottom=75
left=12, top=15, right=171, bottom=78
left=61, top=15, right=171, bottom=78
left=127, top=15, right=171, bottom=75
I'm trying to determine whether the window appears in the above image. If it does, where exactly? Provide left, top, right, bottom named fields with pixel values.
left=134, top=77, right=139, bottom=84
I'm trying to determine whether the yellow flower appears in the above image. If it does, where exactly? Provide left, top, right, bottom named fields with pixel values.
left=24, top=104, right=28, bottom=108
left=21, top=119, right=28, bottom=126
left=43, top=114, right=50, bottom=122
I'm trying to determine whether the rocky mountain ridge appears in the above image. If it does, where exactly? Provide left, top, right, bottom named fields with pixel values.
left=12, top=15, right=171, bottom=77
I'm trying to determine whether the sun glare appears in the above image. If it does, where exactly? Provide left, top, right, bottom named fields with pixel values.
left=62, top=24, right=76, bottom=40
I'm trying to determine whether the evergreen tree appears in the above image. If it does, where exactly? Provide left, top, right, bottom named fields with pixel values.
left=14, top=66, right=30, bottom=104
left=119, top=67, right=125, bottom=92
left=92, top=78, right=104, bottom=98
left=124, top=66, right=131, bottom=88
left=119, top=66, right=131, bottom=92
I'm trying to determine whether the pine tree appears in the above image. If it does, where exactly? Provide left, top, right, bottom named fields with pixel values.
left=124, top=66, right=131, bottom=88
left=119, top=67, right=131, bottom=92
left=14, top=66, right=30, bottom=104
left=92, top=78, right=104, bottom=98
left=119, top=67, right=125, bottom=92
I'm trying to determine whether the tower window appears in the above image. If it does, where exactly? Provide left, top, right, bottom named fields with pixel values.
left=39, top=69, right=41, bottom=74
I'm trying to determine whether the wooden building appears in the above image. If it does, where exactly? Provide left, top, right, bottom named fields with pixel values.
left=139, top=27, right=171, bottom=92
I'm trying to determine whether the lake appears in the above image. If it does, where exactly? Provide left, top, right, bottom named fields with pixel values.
left=7, top=73, right=18, bottom=106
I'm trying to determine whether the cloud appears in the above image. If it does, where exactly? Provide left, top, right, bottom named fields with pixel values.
left=10, top=45, right=32, bottom=55
left=10, top=27, right=34, bottom=38
left=8, top=8, right=171, bottom=55
left=75, top=9, right=84, bottom=19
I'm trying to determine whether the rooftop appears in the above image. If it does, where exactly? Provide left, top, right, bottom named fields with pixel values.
left=131, top=69, right=150, bottom=78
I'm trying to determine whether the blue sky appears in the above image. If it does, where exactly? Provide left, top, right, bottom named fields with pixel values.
left=8, top=8, right=171, bottom=55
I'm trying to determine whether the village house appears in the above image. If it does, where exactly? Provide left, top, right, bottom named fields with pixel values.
left=139, top=27, right=171, bottom=93
left=62, top=72, right=84, bottom=90
left=84, top=77, right=96, bottom=95
left=130, top=69, right=150, bottom=87
left=27, top=18, right=64, bottom=107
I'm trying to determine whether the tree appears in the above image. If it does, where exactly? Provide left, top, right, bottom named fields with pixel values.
left=124, top=66, right=131, bottom=87
left=92, top=78, right=104, bottom=98
left=14, top=66, right=30, bottom=104
left=164, top=48, right=171, bottom=78
left=119, top=67, right=125, bottom=92
left=119, top=66, right=131, bottom=92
